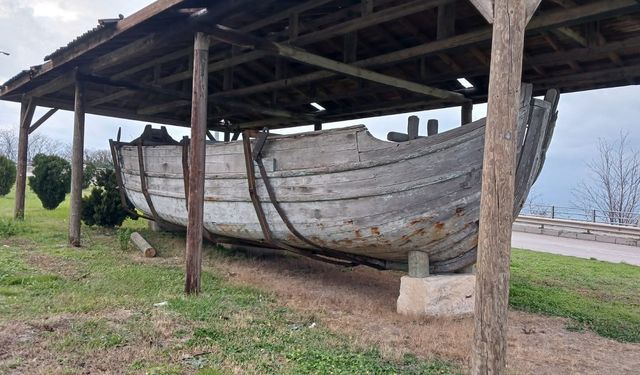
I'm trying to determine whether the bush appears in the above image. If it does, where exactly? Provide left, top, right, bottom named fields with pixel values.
left=28, top=154, right=71, bottom=210
left=81, top=169, right=136, bottom=227
left=0, top=155, right=16, bottom=197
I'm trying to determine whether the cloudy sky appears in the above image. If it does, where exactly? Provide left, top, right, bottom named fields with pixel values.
left=1, top=0, right=639, bottom=208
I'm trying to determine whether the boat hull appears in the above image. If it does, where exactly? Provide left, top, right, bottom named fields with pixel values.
left=114, top=92, right=558, bottom=272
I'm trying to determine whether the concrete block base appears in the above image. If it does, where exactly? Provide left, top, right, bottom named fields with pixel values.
left=397, top=275, right=475, bottom=317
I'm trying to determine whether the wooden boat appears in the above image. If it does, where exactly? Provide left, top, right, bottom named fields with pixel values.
left=111, top=86, right=559, bottom=273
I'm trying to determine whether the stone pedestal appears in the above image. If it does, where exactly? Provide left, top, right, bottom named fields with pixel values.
left=397, top=274, right=475, bottom=317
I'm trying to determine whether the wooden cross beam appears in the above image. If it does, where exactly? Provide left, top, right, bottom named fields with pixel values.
left=28, top=108, right=58, bottom=134
left=78, top=73, right=318, bottom=122
left=203, top=25, right=465, bottom=102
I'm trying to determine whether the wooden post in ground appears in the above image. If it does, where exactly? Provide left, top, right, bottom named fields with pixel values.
left=14, top=97, right=35, bottom=220
left=470, top=0, right=540, bottom=373
left=69, top=77, right=86, bottom=247
left=185, top=32, right=210, bottom=294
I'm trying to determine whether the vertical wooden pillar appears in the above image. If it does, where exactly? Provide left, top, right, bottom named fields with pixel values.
left=14, top=97, right=35, bottom=220
left=69, top=79, right=85, bottom=247
left=185, top=32, right=210, bottom=294
left=461, top=101, right=473, bottom=125
left=471, top=0, right=538, bottom=374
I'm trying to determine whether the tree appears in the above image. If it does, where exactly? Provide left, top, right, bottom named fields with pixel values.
left=28, top=154, right=71, bottom=210
left=83, top=149, right=113, bottom=188
left=0, top=155, right=16, bottom=197
left=573, top=131, right=640, bottom=225
left=0, top=128, right=69, bottom=163
left=81, top=168, right=135, bottom=227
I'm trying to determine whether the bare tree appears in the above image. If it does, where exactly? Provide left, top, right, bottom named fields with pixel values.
left=27, top=133, right=68, bottom=162
left=573, top=131, right=640, bottom=225
left=0, top=128, right=18, bottom=161
left=0, top=127, right=70, bottom=163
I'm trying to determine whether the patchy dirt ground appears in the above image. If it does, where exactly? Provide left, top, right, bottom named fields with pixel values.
left=2, top=245, right=638, bottom=374
left=209, top=251, right=640, bottom=375
left=0, top=308, right=194, bottom=375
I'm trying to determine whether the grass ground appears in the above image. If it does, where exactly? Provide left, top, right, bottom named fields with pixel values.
left=510, top=250, right=640, bottom=343
left=0, top=187, right=639, bottom=374
left=0, top=188, right=459, bottom=374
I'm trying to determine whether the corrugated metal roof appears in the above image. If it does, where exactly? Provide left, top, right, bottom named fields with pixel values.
left=43, top=17, right=122, bottom=61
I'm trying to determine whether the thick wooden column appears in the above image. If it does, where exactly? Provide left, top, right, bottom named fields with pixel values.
left=471, top=0, right=539, bottom=373
left=185, top=32, right=210, bottom=294
left=14, top=97, right=35, bottom=220
left=69, top=79, right=85, bottom=247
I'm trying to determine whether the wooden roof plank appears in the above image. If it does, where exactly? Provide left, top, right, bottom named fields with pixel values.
left=205, top=25, right=465, bottom=102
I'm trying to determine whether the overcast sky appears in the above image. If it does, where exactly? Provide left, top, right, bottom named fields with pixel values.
left=1, top=0, right=639, bottom=208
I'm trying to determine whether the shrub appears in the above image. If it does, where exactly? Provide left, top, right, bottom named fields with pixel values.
left=28, top=154, right=71, bottom=210
left=81, top=169, right=135, bottom=227
left=0, top=155, right=16, bottom=197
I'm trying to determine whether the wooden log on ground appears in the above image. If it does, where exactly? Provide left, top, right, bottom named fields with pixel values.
left=131, top=232, right=157, bottom=257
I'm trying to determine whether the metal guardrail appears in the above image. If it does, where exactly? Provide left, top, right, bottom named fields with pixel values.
left=520, top=204, right=640, bottom=227
left=515, top=215, right=640, bottom=237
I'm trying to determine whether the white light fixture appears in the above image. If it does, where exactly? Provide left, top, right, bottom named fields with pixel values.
left=310, top=102, right=326, bottom=112
left=457, top=78, right=474, bottom=89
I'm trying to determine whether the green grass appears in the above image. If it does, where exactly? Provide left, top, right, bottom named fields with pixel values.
left=1, top=184, right=639, bottom=373
left=510, top=249, right=640, bottom=343
left=0, top=187, right=461, bottom=374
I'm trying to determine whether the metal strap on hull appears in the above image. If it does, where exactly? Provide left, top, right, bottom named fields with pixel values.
left=136, top=140, right=165, bottom=224
left=181, top=137, right=190, bottom=209
left=242, top=129, right=389, bottom=270
left=109, top=139, right=156, bottom=221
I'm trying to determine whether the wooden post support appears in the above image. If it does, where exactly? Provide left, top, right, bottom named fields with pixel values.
left=471, top=0, right=540, bottom=374
left=427, top=119, right=439, bottom=136
left=407, top=116, right=419, bottom=140
left=408, top=251, right=429, bottom=278
left=14, top=97, right=35, bottom=220
left=185, top=32, right=210, bottom=295
left=462, top=101, right=473, bottom=125
left=314, top=122, right=322, bottom=131
left=69, top=78, right=85, bottom=247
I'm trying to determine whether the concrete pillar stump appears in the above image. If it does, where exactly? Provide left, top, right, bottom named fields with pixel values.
left=397, top=274, right=475, bottom=317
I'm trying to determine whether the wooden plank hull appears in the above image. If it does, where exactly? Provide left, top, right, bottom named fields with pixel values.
left=114, top=95, right=557, bottom=272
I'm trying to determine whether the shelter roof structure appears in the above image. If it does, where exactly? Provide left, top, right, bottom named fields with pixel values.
left=1, top=0, right=639, bottom=132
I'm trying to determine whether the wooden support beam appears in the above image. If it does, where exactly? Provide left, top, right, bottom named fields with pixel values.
left=461, top=101, right=473, bottom=125
left=204, top=25, right=465, bottom=102
left=437, top=3, right=456, bottom=40
left=471, top=0, right=539, bottom=373
left=28, top=108, right=58, bottom=134
left=14, top=97, right=35, bottom=220
left=31, top=0, right=336, bottom=107
left=209, top=0, right=637, bottom=101
left=69, top=77, right=85, bottom=247
left=185, top=32, right=209, bottom=295
left=468, top=0, right=494, bottom=23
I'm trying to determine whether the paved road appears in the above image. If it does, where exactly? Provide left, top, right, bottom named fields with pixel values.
left=512, top=231, right=640, bottom=266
